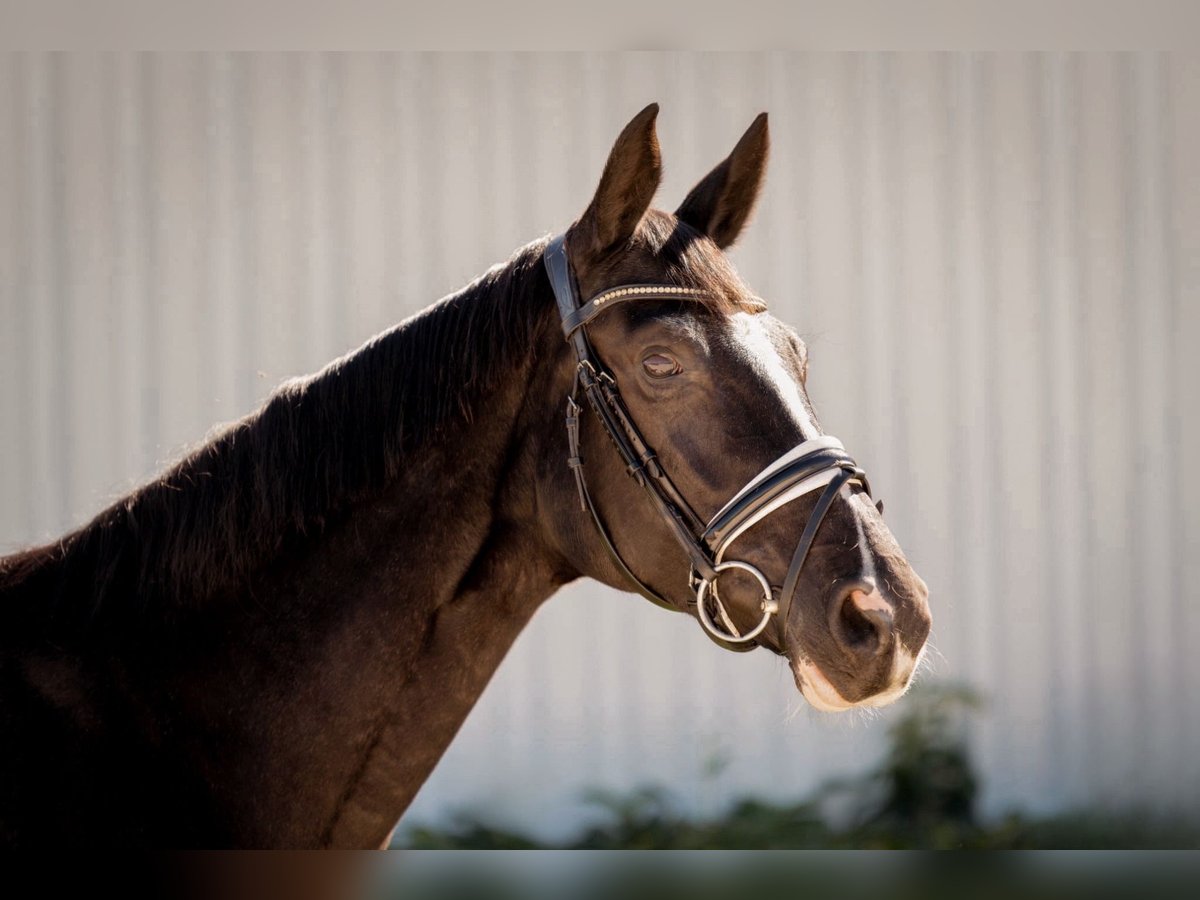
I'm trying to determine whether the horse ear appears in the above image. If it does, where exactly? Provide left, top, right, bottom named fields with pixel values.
left=675, top=112, right=770, bottom=249
left=575, top=103, right=663, bottom=257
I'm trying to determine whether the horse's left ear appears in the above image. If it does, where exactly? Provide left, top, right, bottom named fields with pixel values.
left=675, top=112, right=770, bottom=249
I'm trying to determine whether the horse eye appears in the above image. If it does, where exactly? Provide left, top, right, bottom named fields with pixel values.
left=642, top=353, right=682, bottom=378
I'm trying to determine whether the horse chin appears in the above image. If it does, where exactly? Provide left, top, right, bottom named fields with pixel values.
left=791, top=654, right=917, bottom=712
left=791, top=658, right=855, bottom=712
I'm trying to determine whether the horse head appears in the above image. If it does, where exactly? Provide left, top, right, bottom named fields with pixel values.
left=541, top=104, right=932, bottom=711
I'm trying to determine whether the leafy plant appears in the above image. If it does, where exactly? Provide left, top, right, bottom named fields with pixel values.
left=399, top=683, right=1197, bottom=849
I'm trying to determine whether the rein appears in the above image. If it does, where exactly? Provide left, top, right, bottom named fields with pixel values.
left=543, top=234, right=872, bottom=652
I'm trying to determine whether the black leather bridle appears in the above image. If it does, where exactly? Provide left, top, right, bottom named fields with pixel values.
left=544, top=234, right=872, bottom=653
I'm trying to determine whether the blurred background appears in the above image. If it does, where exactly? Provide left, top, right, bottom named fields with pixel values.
left=1, top=52, right=1197, bottom=845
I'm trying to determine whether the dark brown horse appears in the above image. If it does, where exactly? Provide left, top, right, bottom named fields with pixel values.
left=0, top=105, right=930, bottom=848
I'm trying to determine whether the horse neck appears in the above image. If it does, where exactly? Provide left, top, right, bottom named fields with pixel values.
left=186, top=260, right=571, bottom=846
left=234, top=340, right=563, bottom=847
left=5, top=242, right=575, bottom=847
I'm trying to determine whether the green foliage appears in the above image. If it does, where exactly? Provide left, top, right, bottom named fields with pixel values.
left=399, top=683, right=1199, bottom=849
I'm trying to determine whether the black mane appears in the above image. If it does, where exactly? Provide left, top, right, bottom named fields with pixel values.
left=0, top=239, right=556, bottom=622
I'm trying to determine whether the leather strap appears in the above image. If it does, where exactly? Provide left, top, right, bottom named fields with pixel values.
left=777, top=466, right=860, bottom=633
left=565, top=395, right=678, bottom=613
left=544, top=235, right=592, bottom=365
left=703, top=446, right=858, bottom=552
left=546, top=233, right=716, bottom=580
left=544, top=236, right=579, bottom=329
left=562, top=284, right=712, bottom=335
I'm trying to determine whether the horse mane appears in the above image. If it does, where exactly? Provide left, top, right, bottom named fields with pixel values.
left=1, top=214, right=760, bottom=625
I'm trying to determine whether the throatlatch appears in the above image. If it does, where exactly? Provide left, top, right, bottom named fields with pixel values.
left=543, top=234, right=872, bottom=652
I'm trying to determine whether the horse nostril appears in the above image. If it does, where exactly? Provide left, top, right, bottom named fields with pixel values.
left=830, top=581, right=894, bottom=659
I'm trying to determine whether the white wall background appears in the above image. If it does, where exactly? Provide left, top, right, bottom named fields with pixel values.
left=1, top=53, right=1197, bottom=838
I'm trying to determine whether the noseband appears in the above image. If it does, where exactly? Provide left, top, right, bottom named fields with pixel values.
left=544, top=235, right=872, bottom=653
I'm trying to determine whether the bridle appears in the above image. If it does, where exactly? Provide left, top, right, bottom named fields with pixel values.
left=544, top=234, right=873, bottom=653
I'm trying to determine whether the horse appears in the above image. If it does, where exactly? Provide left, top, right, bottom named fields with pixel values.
left=0, top=103, right=931, bottom=848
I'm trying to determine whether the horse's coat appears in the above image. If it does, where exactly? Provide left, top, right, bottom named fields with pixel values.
left=0, top=105, right=930, bottom=847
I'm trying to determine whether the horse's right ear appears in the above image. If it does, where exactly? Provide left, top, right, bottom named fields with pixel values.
left=674, top=112, right=769, bottom=249
left=574, top=103, right=663, bottom=258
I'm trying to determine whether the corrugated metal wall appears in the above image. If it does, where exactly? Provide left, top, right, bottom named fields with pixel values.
left=2, top=53, right=1197, bottom=837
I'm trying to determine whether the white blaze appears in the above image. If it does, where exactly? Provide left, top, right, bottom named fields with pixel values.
left=729, top=312, right=915, bottom=709
left=728, top=312, right=820, bottom=441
